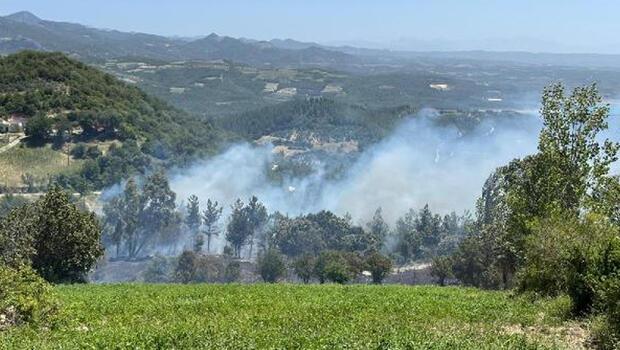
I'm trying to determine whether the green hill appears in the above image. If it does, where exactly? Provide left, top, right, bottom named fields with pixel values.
left=0, top=51, right=224, bottom=192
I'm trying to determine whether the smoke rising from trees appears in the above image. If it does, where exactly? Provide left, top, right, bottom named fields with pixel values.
left=169, top=109, right=542, bottom=225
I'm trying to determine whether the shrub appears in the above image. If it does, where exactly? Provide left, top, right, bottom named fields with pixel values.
left=257, top=249, right=286, bottom=283
left=85, top=145, right=102, bottom=159
left=31, top=187, right=104, bottom=283
left=292, top=254, right=315, bottom=283
left=313, top=251, right=350, bottom=284
left=174, top=251, right=198, bottom=284
left=70, top=143, right=87, bottom=159
left=223, top=261, right=241, bottom=283
left=364, top=252, right=393, bottom=284
left=0, top=265, right=57, bottom=330
left=590, top=237, right=620, bottom=349
left=0, top=204, right=37, bottom=268
left=518, top=213, right=620, bottom=348
left=517, top=215, right=576, bottom=296
left=143, top=255, right=175, bottom=283
left=430, top=256, right=454, bottom=286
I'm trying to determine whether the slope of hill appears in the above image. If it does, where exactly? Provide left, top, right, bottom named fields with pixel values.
left=0, top=51, right=224, bottom=192
left=0, top=12, right=354, bottom=67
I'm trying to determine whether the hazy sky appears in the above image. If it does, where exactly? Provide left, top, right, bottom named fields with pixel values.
left=1, top=0, right=619, bottom=53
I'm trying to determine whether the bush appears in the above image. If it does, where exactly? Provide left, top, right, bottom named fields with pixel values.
left=0, top=265, right=57, bottom=330
left=292, top=255, right=315, bottom=283
left=1, top=187, right=104, bottom=283
left=223, top=261, right=241, bottom=283
left=517, top=213, right=620, bottom=348
left=174, top=251, right=198, bottom=284
left=590, top=238, right=620, bottom=349
left=257, top=249, right=286, bottom=283
left=0, top=204, right=37, bottom=268
left=31, top=187, right=104, bottom=283
left=364, top=252, right=392, bottom=284
left=70, top=143, right=87, bottom=159
left=430, top=256, right=454, bottom=286
left=143, top=255, right=175, bottom=283
left=85, top=145, right=102, bottom=159
left=517, top=215, right=576, bottom=296
left=314, top=251, right=357, bottom=284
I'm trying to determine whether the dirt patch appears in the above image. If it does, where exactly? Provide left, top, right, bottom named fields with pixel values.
left=502, top=322, right=590, bottom=349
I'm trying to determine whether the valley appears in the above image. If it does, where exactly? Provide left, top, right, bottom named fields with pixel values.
left=1, top=6, right=620, bottom=349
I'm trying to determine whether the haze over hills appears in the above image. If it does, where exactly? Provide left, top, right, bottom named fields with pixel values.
left=0, top=11, right=355, bottom=67
left=1, top=10, right=619, bottom=196
left=3, top=11, right=620, bottom=70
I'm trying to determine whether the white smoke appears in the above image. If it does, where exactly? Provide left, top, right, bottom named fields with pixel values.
left=169, top=109, right=542, bottom=225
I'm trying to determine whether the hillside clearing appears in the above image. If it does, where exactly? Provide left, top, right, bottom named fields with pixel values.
left=0, top=146, right=83, bottom=188
left=1, top=284, right=584, bottom=349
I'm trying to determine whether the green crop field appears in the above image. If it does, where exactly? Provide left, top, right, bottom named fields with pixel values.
left=0, top=284, right=584, bottom=349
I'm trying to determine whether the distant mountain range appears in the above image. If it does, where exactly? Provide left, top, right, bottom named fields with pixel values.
left=2, top=11, right=620, bottom=70
left=0, top=11, right=354, bottom=67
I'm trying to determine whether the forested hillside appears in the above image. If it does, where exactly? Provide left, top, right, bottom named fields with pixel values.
left=0, top=51, right=225, bottom=192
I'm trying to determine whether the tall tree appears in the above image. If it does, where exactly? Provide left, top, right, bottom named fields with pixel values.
left=119, top=178, right=142, bottom=259
left=185, top=195, right=202, bottom=235
left=366, top=207, right=389, bottom=251
left=396, top=209, right=421, bottom=262
left=140, top=169, right=179, bottom=252
left=226, top=199, right=250, bottom=258
left=537, top=83, right=619, bottom=213
left=416, top=204, right=442, bottom=250
left=185, top=195, right=202, bottom=252
left=202, top=199, right=223, bottom=253
left=245, top=196, right=268, bottom=259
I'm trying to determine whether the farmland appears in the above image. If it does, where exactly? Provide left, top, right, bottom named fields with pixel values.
left=1, top=284, right=583, bottom=349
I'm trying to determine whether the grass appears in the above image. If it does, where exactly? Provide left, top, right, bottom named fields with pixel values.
left=0, top=284, right=580, bottom=349
left=0, top=145, right=83, bottom=188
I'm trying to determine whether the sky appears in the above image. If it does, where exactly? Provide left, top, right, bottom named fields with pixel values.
left=1, top=0, right=619, bottom=54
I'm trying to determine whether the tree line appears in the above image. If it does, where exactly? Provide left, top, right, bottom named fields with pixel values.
left=433, top=84, right=620, bottom=347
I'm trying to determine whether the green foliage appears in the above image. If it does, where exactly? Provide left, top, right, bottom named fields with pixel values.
left=364, top=251, right=393, bottom=284
left=451, top=235, right=502, bottom=289
left=102, top=171, right=180, bottom=259
left=292, top=254, right=315, bottom=283
left=365, top=208, right=389, bottom=251
left=30, top=187, right=104, bottom=283
left=458, top=84, right=620, bottom=291
left=0, top=202, right=37, bottom=268
left=174, top=251, right=198, bottom=284
left=184, top=195, right=201, bottom=236
left=0, top=51, right=224, bottom=192
left=257, top=249, right=286, bottom=283
left=396, top=207, right=469, bottom=263
left=142, top=255, right=175, bottom=283
left=517, top=213, right=620, bottom=347
left=24, top=114, right=53, bottom=142
left=0, top=194, right=30, bottom=218
left=201, top=199, right=223, bottom=253
left=314, top=251, right=362, bottom=284
left=0, top=265, right=57, bottom=330
left=223, top=261, right=241, bottom=283
left=225, top=196, right=267, bottom=259
left=226, top=199, right=251, bottom=258
left=272, top=210, right=375, bottom=258
left=430, top=256, right=454, bottom=286
left=0, top=284, right=576, bottom=348
left=0, top=187, right=103, bottom=283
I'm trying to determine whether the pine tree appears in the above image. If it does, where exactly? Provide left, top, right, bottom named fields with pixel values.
left=202, top=199, right=223, bottom=253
